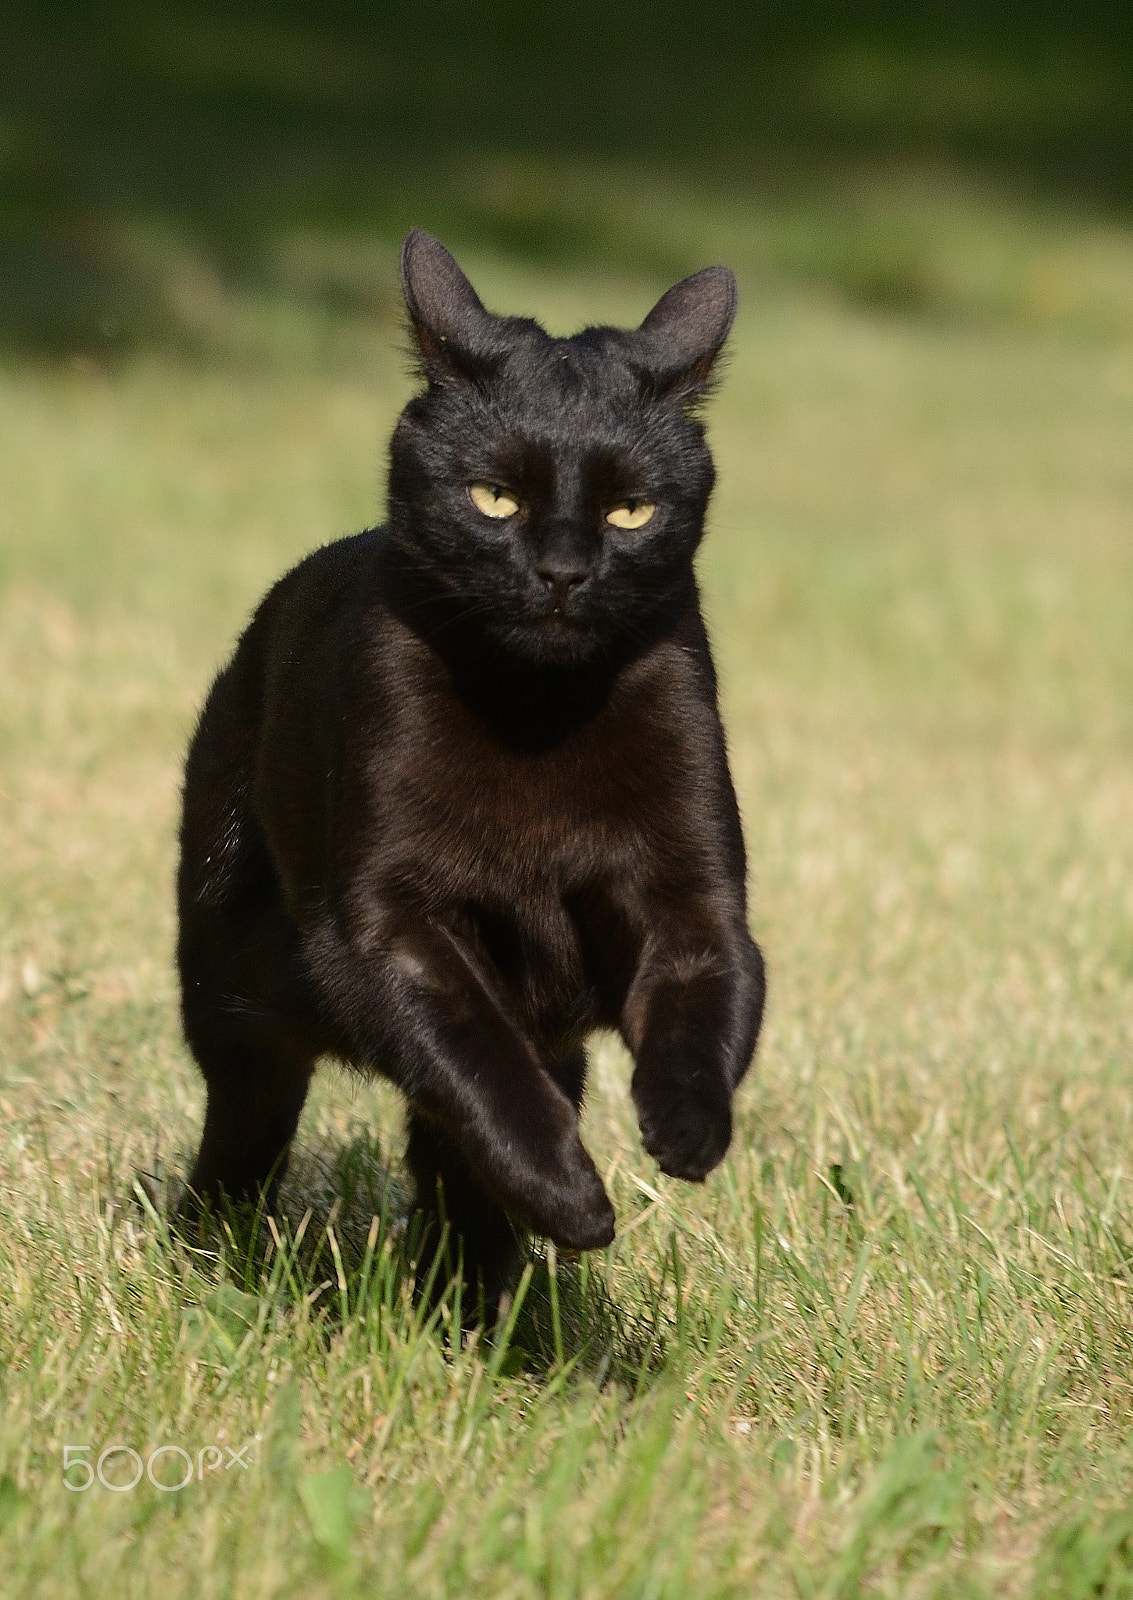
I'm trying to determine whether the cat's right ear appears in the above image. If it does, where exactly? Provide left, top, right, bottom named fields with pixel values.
left=400, top=230, right=496, bottom=383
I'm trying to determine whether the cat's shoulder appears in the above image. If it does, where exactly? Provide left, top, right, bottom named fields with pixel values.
left=256, top=526, right=385, bottom=617
left=232, top=526, right=387, bottom=663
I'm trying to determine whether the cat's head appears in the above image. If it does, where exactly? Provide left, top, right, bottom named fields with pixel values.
left=387, top=229, right=735, bottom=668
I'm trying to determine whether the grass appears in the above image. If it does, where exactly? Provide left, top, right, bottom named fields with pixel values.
left=1, top=168, right=1133, bottom=1596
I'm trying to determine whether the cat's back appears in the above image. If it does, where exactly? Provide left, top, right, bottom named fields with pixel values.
left=182, top=529, right=384, bottom=902
left=189, top=526, right=391, bottom=765
left=238, top=527, right=380, bottom=692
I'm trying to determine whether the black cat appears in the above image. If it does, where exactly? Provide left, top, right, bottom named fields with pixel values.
left=177, top=230, right=765, bottom=1306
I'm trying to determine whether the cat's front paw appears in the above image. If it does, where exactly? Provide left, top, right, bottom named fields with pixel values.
left=526, top=1136, right=616, bottom=1251
left=633, top=1069, right=733, bottom=1183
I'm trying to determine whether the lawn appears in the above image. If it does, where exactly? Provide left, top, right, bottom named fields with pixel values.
left=1, top=165, right=1132, bottom=1596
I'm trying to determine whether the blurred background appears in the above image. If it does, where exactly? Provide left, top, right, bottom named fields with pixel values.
left=4, top=0, right=1133, bottom=358
left=2, top=13, right=1133, bottom=1577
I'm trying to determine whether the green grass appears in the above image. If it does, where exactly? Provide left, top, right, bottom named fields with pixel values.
left=2, top=177, right=1133, bottom=1596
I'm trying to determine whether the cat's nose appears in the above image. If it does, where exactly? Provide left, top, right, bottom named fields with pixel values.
left=534, top=556, right=589, bottom=607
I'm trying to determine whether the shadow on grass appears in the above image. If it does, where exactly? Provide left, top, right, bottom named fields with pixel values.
left=133, top=1130, right=667, bottom=1393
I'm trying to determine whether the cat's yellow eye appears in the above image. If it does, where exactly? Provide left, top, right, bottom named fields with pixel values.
left=469, top=482, right=520, bottom=519
left=605, top=499, right=656, bottom=531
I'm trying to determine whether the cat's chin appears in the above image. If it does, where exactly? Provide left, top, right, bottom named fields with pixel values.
left=504, top=615, right=609, bottom=669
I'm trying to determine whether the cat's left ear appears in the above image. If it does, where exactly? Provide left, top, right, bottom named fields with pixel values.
left=636, top=266, right=737, bottom=400
left=400, top=229, right=497, bottom=382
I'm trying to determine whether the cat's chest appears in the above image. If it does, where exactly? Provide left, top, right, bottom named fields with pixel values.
left=374, top=705, right=654, bottom=901
left=347, top=614, right=728, bottom=924
left=357, top=639, right=707, bottom=910
left=371, top=710, right=672, bottom=1040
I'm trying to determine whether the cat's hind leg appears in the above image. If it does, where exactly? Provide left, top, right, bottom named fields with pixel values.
left=177, top=714, right=330, bottom=1216
left=178, top=887, right=322, bottom=1216
left=184, top=1022, right=315, bottom=1213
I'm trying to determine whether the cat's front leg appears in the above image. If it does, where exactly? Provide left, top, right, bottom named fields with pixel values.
left=306, top=908, right=615, bottom=1251
left=622, top=921, right=765, bottom=1182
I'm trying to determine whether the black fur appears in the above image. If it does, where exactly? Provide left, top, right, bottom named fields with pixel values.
left=177, top=231, right=765, bottom=1306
